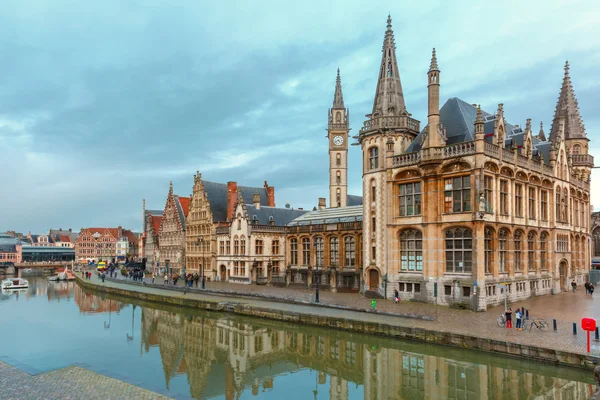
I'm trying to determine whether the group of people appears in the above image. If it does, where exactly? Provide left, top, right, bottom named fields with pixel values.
left=571, top=280, right=595, bottom=295
left=160, top=272, right=202, bottom=287
left=81, top=271, right=92, bottom=280
left=503, top=307, right=526, bottom=330
left=126, top=269, right=144, bottom=281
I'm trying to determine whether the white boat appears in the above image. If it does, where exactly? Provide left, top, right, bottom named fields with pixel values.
left=1, top=278, right=29, bottom=290
left=21, top=268, right=33, bottom=273
left=47, top=275, right=59, bottom=282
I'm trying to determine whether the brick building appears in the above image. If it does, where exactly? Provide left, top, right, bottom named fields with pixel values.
left=157, top=182, right=190, bottom=274
left=76, top=226, right=138, bottom=263
left=141, top=199, right=163, bottom=271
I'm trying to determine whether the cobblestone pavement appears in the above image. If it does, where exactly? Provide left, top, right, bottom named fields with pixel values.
left=102, top=272, right=600, bottom=357
left=0, top=360, right=172, bottom=400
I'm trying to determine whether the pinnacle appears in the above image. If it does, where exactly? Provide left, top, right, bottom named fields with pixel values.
left=475, top=104, right=483, bottom=123
left=387, top=14, right=392, bottom=30
left=564, top=60, right=570, bottom=75
left=429, top=48, right=439, bottom=71
left=550, top=61, right=586, bottom=141
left=332, top=68, right=345, bottom=108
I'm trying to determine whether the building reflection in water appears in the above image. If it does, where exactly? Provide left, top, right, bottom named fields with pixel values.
left=140, top=307, right=593, bottom=400
left=74, top=285, right=125, bottom=314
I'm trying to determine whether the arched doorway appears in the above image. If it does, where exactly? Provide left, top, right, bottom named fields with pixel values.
left=559, top=260, right=568, bottom=291
left=220, top=265, right=227, bottom=282
left=368, top=269, right=380, bottom=291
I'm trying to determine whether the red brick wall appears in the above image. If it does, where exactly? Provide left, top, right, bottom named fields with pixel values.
left=264, top=181, right=275, bottom=207
left=227, top=181, right=237, bottom=221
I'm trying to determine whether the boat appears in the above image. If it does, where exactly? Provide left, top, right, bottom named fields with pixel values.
left=47, top=275, right=59, bottom=281
left=1, top=277, right=29, bottom=290
left=21, top=268, right=33, bottom=273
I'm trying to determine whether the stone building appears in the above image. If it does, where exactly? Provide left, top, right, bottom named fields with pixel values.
left=76, top=226, right=137, bottom=262
left=48, top=228, right=79, bottom=248
left=215, top=192, right=306, bottom=284
left=157, top=182, right=190, bottom=275
left=184, top=172, right=275, bottom=281
left=141, top=199, right=163, bottom=272
left=355, top=16, right=593, bottom=309
left=592, top=211, right=600, bottom=259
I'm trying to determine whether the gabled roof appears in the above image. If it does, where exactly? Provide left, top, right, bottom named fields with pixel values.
left=201, top=181, right=270, bottom=223
left=347, top=195, right=363, bottom=206
left=178, top=197, right=190, bottom=217
left=287, top=205, right=363, bottom=226
left=122, top=230, right=139, bottom=246
left=151, top=216, right=162, bottom=236
left=58, top=235, right=71, bottom=243
left=0, top=244, right=16, bottom=253
left=246, top=205, right=308, bottom=226
left=147, top=210, right=164, bottom=216
left=173, top=196, right=189, bottom=230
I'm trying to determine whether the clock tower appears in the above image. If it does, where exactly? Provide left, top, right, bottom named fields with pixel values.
left=328, top=68, right=349, bottom=208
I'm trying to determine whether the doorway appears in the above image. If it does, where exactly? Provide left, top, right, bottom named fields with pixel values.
left=559, top=261, right=567, bottom=291
left=220, top=265, right=227, bottom=282
left=369, top=269, right=380, bottom=291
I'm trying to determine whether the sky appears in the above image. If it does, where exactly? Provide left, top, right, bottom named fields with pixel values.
left=1, top=0, right=599, bottom=234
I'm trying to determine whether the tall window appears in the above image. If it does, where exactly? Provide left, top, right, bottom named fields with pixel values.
left=330, top=237, right=339, bottom=265
left=484, top=176, right=493, bottom=212
left=540, top=190, right=548, bottom=221
left=302, top=238, right=311, bottom=265
left=369, top=147, right=379, bottom=169
left=574, top=200, right=579, bottom=227
left=555, top=191, right=561, bottom=222
left=290, top=239, right=298, bottom=265
left=444, top=177, right=471, bottom=213
left=514, top=230, right=523, bottom=272
left=336, top=171, right=341, bottom=184
left=315, top=237, right=324, bottom=267
left=226, top=240, right=231, bottom=255
left=336, top=154, right=341, bottom=166
left=445, top=228, right=472, bottom=273
left=272, top=240, right=280, bottom=255
left=499, top=180, right=509, bottom=215
left=581, top=201, right=586, bottom=229
left=540, top=232, right=548, bottom=270
left=484, top=228, right=493, bottom=274
left=399, top=230, right=423, bottom=271
left=528, top=187, right=536, bottom=220
left=371, top=182, right=376, bottom=202
left=234, top=238, right=240, bottom=255
left=498, top=229, right=508, bottom=273
left=527, top=232, right=535, bottom=272
left=219, top=241, right=225, bottom=255
left=515, top=184, right=523, bottom=217
left=240, top=237, right=246, bottom=254
left=399, top=182, right=422, bottom=216
left=255, top=239, right=263, bottom=255
left=344, top=236, right=355, bottom=267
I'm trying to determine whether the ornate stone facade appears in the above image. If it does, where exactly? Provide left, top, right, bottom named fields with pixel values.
left=356, top=16, right=594, bottom=309
left=142, top=199, right=163, bottom=272
left=593, top=211, right=600, bottom=259
left=157, top=182, right=189, bottom=274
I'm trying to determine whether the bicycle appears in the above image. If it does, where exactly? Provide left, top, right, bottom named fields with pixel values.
left=523, top=317, right=549, bottom=331
left=497, top=314, right=506, bottom=327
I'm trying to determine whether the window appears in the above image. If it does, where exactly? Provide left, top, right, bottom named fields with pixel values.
left=371, top=216, right=376, bottom=232
left=540, top=190, right=548, bottom=221
left=302, top=238, right=311, bottom=265
left=463, top=286, right=471, bottom=297
left=330, top=237, right=339, bottom=265
left=234, top=238, right=239, bottom=255
left=499, top=180, right=509, bottom=215
left=371, top=246, right=376, bottom=261
left=574, top=200, right=579, bottom=227
left=272, top=240, right=279, bottom=255
left=290, top=239, right=298, bottom=265
left=445, top=228, right=472, bottom=273
left=315, top=237, right=324, bottom=267
left=527, top=232, right=535, bottom=272
left=371, top=183, right=376, bottom=202
left=369, top=147, right=379, bottom=169
left=336, top=154, right=341, bottom=166
left=399, top=230, right=423, bottom=271
left=581, top=201, right=586, bottom=229
left=572, top=144, right=581, bottom=155
left=514, top=231, right=523, bottom=272
left=444, top=285, right=452, bottom=296
left=484, top=176, right=493, bottom=212
left=484, top=228, right=493, bottom=274
left=498, top=229, right=508, bottom=273
left=219, top=241, right=225, bottom=255
left=226, top=240, right=231, bottom=255
left=528, top=187, right=536, bottom=220
left=233, top=261, right=239, bottom=276
left=399, top=182, right=422, bottom=216
left=515, top=184, right=523, bottom=217
left=240, top=238, right=246, bottom=254
left=555, top=191, right=561, bottom=222
left=444, top=176, right=471, bottom=213
left=540, top=233, right=548, bottom=270
left=557, top=234, right=569, bottom=252
left=344, top=236, right=355, bottom=267
left=255, top=239, right=263, bottom=255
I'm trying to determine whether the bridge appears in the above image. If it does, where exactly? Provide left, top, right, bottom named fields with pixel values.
left=0, top=263, right=72, bottom=275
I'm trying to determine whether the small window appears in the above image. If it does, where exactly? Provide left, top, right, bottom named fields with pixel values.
left=444, top=285, right=452, bottom=296
left=463, top=286, right=471, bottom=297
left=414, top=283, right=421, bottom=293
left=406, top=283, right=413, bottom=292
left=399, top=282, right=405, bottom=292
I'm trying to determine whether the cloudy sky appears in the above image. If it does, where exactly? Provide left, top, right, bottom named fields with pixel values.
left=1, top=0, right=599, bottom=234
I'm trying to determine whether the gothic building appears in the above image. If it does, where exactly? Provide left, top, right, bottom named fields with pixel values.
left=356, top=16, right=593, bottom=309
left=141, top=199, right=163, bottom=272
left=593, top=211, right=600, bottom=260
left=157, top=182, right=190, bottom=274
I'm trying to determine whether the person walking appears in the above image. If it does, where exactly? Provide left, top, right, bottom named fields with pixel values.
left=590, top=284, right=595, bottom=296
left=101, top=272, right=106, bottom=283
left=163, top=273, right=168, bottom=285
left=505, top=307, right=513, bottom=329
left=194, top=273, right=199, bottom=288
left=394, top=289, right=399, bottom=303
left=152, top=273, right=156, bottom=284
left=585, top=281, right=590, bottom=295
left=515, top=309, right=522, bottom=330
left=571, top=280, right=577, bottom=293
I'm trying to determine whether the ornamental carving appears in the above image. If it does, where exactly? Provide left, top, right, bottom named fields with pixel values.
left=484, top=162, right=498, bottom=173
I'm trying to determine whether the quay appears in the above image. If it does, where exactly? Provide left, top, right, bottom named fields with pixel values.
left=76, top=272, right=600, bottom=370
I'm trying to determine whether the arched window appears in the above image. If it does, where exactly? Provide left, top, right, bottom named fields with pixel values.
left=387, top=62, right=392, bottom=77
left=445, top=228, right=472, bottom=273
left=315, top=237, right=324, bottom=267
left=344, top=236, right=355, bottom=267
left=234, top=236, right=240, bottom=255
left=514, top=231, right=523, bottom=272
left=336, top=154, right=341, bottom=166
left=484, top=228, right=493, bottom=274
left=369, top=147, right=379, bottom=170
left=498, top=229, right=508, bottom=273
left=290, top=238, right=298, bottom=265
left=399, top=230, right=423, bottom=271
left=555, top=190, right=561, bottom=222
left=540, top=232, right=548, bottom=270
left=336, top=171, right=341, bottom=184
left=572, top=144, right=581, bottom=155
left=336, top=112, right=341, bottom=123
left=302, top=238, right=311, bottom=265
left=240, top=237, right=246, bottom=255
left=527, top=232, right=536, bottom=272
left=330, top=237, right=339, bottom=266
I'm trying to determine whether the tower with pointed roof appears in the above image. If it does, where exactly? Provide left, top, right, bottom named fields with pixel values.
left=423, top=48, right=445, bottom=150
left=328, top=68, right=349, bottom=208
left=357, top=15, right=420, bottom=294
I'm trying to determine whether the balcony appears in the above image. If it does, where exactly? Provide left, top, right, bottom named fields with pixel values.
left=572, top=154, right=594, bottom=167
left=360, top=115, right=420, bottom=135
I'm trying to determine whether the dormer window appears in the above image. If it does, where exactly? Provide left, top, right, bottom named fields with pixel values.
left=252, top=215, right=258, bottom=225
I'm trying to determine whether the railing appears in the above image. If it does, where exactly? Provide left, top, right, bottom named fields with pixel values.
left=484, top=142, right=499, bottom=158
left=392, top=151, right=420, bottom=167
left=215, top=227, right=229, bottom=235
left=360, top=115, right=420, bottom=134
left=501, top=148, right=514, bottom=162
left=572, top=154, right=594, bottom=166
left=517, top=155, right=529, bottom=168
left=250, top=225, right=285, bottom=233
left=328, top=122, right=349, bottom=130
left=442, top=141, right=475, bottom=158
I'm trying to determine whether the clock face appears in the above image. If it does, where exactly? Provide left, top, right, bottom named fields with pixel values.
left=333, top=135, right=344, bottom=146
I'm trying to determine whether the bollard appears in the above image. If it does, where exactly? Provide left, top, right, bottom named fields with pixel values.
left=595, top=327, right=599, bottom=342
left=525, top=309, right=529, bottom=320
left=553, top=319, right=557, bottom=332
left=573, top=323, right=577, bottom=335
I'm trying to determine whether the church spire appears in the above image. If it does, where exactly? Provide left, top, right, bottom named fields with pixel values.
left=549, top=60, right=587, bottom=141
left=537, top=121, right=546, bottom=141
left=370, top=14, right=407, bottom=117
left=332, top=68, right=345, bottom=108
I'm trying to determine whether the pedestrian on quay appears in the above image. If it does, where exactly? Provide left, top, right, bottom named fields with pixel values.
left=163, top=273, right=168, bottom=285
left=152, top=273, right=156, bottom=284
left=505, top=307, right=513, bottom=329
left=101, top=272, right=106, bottom=283
left=394, top=289, right=399, bottom=303
left=591, top=285, right=595, bottom=296
left=515, top=308, right=522, bottom=330
left=571, top=280, right=577, bottom=293
left=194, top=273, right=199, bottom=288
left=585, top=281, right=590, bottom=294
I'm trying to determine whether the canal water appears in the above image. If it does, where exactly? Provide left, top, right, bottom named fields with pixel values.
left=0, top=277, right=595, bottom=399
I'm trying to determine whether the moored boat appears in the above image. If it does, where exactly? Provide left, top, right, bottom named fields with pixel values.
left=47, top=275, right=59, bottom=281
left=1, top=277, right=29, bottom=290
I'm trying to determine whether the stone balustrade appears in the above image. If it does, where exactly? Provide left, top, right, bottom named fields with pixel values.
left=443, top=141, right=475, bottom=158
left=392, top=151, right=420, bottom=167
left=360, top=115, right=420, bottom=134
left=571, top=153, right=594, bottom=166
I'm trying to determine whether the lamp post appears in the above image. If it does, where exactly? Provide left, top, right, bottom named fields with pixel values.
left=196, top=238, right=205, bottom=289
left=314, top=238, right=319, bottom=303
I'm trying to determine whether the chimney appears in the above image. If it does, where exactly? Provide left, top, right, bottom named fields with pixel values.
left=264, top=181, right=275, bottom=207
left=227, top=181, right=238, bottom=221
left=253, top=193, right=261, bottom=209
left=285, top=203, right=290, bottom=209
left=318, top=198, right=326, bottom=210
left=117, top=226, right=123, bottom=238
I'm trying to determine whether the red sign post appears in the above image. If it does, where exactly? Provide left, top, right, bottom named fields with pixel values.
left=581, top=318, right=597, bottom=353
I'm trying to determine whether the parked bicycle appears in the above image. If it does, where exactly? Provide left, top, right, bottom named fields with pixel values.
left=523, top=317, right=549, bottom=332
left=497, top=314, right=506, bottom=327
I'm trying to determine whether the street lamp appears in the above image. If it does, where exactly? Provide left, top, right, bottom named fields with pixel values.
left=196, top=238, right=205, bottom=289
left=126, top=304, right=136, bottom=343
left=314, top=238, right=319, bottom=303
